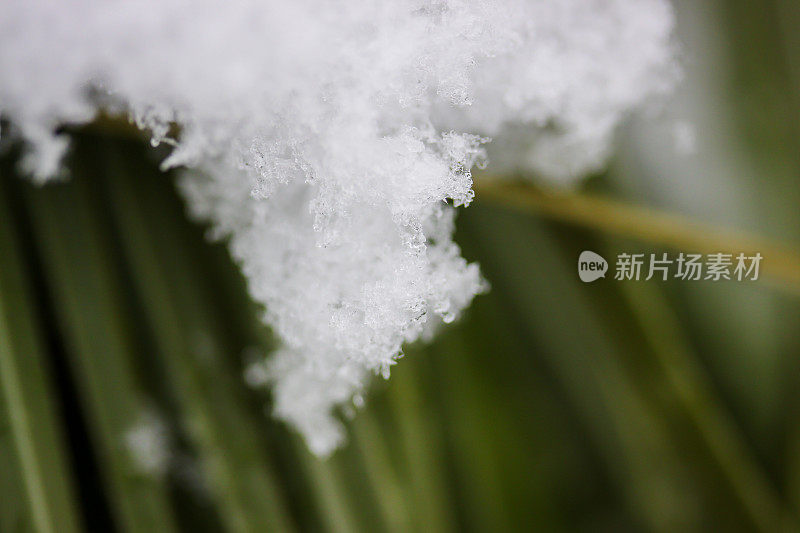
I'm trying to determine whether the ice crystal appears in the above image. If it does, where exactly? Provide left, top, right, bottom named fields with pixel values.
left=125, top=410, right=171, bottom=476
left=0, top=0, right=677, bottom=455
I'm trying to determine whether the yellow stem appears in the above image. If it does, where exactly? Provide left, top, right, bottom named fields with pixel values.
left=473, top=178, right=800, bottom=294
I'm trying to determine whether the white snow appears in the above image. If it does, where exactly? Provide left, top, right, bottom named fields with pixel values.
left=0, top=0, right=677, bottom=455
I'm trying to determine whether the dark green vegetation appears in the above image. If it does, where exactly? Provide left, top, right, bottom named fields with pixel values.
left=2, top=0, right=800, bottom=531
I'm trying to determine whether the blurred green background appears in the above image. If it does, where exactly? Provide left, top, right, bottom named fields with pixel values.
left=2, top=0, right=800, bottom=531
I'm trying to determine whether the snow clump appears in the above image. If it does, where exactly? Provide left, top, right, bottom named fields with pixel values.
left=0, top=0, right=677, bottom=455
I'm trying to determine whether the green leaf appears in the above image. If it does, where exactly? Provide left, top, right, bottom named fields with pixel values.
left=97, top=136, right=294, bottom=533
left=0, top=169, right=82, bottom=533
left=17, top=145, right=179, bottom=532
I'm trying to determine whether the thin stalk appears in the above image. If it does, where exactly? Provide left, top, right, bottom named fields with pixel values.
left=298, top=451, right=366, bottom=533
left=771, top=0, right=800, bottom=516
left=20, top=157, right=179, bottom=531
left=85, top=118, right=800, bottom=294
left=428, top=333, right=520, bottom=532
left=385, top=360, right=456, bottom=533
left=349, top=410, right=414, bottom=533
left=473, top=179, right=800, bottom=294
left=458, top=206, right=758, bottom=530
left=0, top=176, right=82, bottom=533
left=99, top=137, right=293, bottom=533
left=619, top=280, right=795, bottom=531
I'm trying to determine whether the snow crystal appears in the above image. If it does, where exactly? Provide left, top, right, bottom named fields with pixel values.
left=124, top=410, right=171, bottom=476
left=0, top=0, right=677, bottom=455
left=672, top=120, right=698, bottom=156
